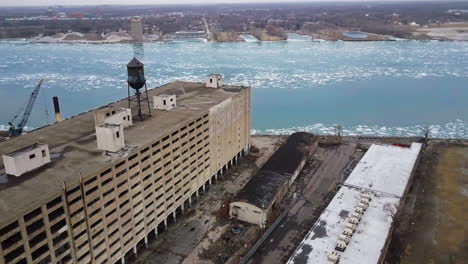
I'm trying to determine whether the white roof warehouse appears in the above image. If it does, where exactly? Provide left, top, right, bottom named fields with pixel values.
left=287, top=143, right=422, bottom=264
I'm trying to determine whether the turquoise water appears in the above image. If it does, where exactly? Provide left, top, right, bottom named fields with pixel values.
left=0, top=38, right=467, bottom=138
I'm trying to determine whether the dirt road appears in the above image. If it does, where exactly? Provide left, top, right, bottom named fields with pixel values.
left=248, top=144, right=360, bottom=264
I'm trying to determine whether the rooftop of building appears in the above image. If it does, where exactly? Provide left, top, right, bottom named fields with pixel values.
left=5, top=142, right=47, bottom=157
left=287, top=143, right=422, bottom=264
left=235, top=132, right=317, bottom=209
left=345, top=143, right=422, bottom=198
left=0, top=81, right=248, bottom=224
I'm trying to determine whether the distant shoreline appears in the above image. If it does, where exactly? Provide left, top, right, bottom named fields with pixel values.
left=1, top=31, right=467, bottom=44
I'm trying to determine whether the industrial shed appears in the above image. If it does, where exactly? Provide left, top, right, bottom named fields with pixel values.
left=230, top=132, right=318, bottom=227
left=287, top=143, right=422, bottom=264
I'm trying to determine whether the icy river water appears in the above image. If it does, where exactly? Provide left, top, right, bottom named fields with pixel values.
left=0, top=34, right=467, bottom=138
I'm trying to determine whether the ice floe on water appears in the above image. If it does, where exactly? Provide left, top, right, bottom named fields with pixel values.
left=252, top=119, right=468, bottom=139
left=0, top=41, right=467, bottom=137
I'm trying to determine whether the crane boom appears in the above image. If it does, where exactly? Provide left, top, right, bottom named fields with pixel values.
left=8, top=79, right=44, bottom=136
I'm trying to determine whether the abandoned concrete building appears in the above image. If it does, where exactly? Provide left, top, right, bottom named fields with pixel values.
left=230, top=132, right=318, bottom=228
left=287, top=143, right=422, bottom=264
left=0, top=78, right=250, bottom=264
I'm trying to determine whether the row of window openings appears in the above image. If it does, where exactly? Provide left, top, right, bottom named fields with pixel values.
left=67, top=151, right=209, bottom=229
left=72, top=157, right=209, bottom=214
left=3, top=235, right=70, bottom=264
left=76, top=128, right=210, bottom=192
left=0, top=197, right=60, bottom=240
left=71, top=188, right=195, bottom=253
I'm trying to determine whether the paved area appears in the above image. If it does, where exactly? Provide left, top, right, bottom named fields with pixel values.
left=249, top=144, right=360, bottom=264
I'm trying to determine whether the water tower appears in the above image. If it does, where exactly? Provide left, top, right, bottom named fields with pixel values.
left=127, top=57, right=151, bottom=121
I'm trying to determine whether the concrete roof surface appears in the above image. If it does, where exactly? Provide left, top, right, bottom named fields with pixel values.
left=0, top=81, right=246, bottom=223
left=345, top=143, right=422, bottom=198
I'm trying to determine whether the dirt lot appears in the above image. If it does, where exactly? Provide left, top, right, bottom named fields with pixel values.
left=416, top=23, right=468, bottom=41
left=385, top=140, right=468, bottom=264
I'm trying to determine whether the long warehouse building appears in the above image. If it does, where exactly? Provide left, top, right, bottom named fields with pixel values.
left=0, top=77, right=251, bottom=264
left=287, top=143, right=422, bottom=264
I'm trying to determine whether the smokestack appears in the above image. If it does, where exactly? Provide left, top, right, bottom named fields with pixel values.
left=53, top=96, right=62, bottom=122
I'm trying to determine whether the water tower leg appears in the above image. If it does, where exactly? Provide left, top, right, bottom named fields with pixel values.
left=145, top=83, right=152, bottom=117
left=128, top=85, right=131, bottom=109
left=136, top=89, right=142, bottom=120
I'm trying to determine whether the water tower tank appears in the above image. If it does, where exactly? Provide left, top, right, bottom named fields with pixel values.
left=127, top=57, right=146, bottom=89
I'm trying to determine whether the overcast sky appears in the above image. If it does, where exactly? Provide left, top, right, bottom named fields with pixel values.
left=0, top=0, right=433, bottom=7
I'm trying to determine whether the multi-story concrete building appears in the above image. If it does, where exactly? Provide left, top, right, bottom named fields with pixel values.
left=0, top=78, right=251, bottom=264
left=129, top=18, right=143, bottom=41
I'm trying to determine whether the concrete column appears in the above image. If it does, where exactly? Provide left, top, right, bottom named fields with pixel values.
left=196, top=190, right=199, bottom=197
left=189, top=196, right=192, bottom=207
left=164, top=219, right=168, bottom=230
left=154, top=228, right=158, bottom=238
left=173, top=211, right=177, bottom=223
left=144, top=236, right=148, bottom=248
left=181, top=203, right=185, bottom=214
left=133, top=246, right=137, bottom=256
left=121, top=257, right=126, bottom=264
left=215, top=173, right=218, bottom=181
left=209, top=178, right=212, bottom=185
left=202, top=184, right=206, bottom=193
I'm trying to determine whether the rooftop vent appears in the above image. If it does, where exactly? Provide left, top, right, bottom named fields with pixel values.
left=335, top=240, right=347, bottom=252
left=348, top=217, right=360, bottom=225
left=2, top=143, right=51, bottom=176
left=345, top=222, right=357, bottom=231
left=351, top=212, right=362, bottom=220
left=360, top=197, right=371, bottom=204
left=361, top=191, right=373, bottom=200
left=153, top=94, right=176, bottom=110
left=338, top=234, right=351, bottom=245
left=206, top=74, right=224, bottom=88
left=357, top=202, right=369, bottom=210
left=343, top=228, right=354, bottom=236
left=327, top=252, right=341, bottom=263
left=355, top=207, right=364, bottom=214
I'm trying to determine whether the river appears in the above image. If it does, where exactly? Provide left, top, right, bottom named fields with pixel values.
left=0, top=36, right=467, bottom=138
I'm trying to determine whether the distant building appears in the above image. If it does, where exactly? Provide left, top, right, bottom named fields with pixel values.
left=68, top=13, right=83, bottom=19
left=130, top=18, right=144, bottom=41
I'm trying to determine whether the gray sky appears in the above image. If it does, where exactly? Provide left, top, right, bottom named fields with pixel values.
left=0, top=0, right=429, bottom=7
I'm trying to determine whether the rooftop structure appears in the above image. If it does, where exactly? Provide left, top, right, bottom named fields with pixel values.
left=0, top=79, right=251, bottom=264
left=153, top=94, right=176, bottom=110
left=2, top=143, right=50, bottom=177
left=230, top=132, right=318, bottom=227
left=288, top=143, right=422, bottom=264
